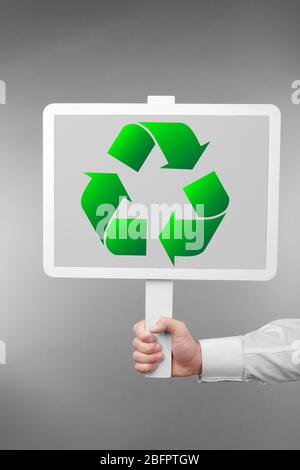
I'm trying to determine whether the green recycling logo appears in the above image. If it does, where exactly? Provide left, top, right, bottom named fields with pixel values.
left=81, top=122, right=229, bottom=265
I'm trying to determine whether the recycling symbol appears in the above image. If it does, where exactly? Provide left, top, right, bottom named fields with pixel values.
left=81, top=122, right=229, bottom=265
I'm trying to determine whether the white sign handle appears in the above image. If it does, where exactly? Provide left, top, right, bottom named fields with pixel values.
left=145, top=280, right=173, bottom=378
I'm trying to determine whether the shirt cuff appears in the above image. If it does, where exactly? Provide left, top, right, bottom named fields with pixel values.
left=198, top=336, right=244, bottom=382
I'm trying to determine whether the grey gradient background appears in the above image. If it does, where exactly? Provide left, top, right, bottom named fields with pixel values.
left=0, top=0, right=299, bottom=450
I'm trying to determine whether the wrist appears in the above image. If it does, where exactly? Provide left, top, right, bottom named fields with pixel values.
left=189, top=340, right=202, bottom=376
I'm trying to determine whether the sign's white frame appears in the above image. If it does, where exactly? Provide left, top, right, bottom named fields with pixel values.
left=43, top=102, right=281, bottom=281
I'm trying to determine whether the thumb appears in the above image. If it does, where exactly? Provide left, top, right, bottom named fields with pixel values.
left=149, top=317, right=188, bottom=336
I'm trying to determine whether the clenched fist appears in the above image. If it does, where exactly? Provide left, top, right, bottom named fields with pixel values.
left=132, top=317, right=202, bottom=377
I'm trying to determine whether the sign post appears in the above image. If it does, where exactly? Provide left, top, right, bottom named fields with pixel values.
left=43, top=96, right=280, bottom=379
left=145, top=280, right=173, bottom=378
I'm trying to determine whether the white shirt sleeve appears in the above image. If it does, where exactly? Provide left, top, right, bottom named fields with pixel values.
left=199, top=319, right=300, bottom=384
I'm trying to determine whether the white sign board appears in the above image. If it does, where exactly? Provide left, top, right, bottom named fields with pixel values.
left=43, top=97, right=280, bottom=281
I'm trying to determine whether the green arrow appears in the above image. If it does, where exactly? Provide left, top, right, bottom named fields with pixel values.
left=108, top=124, right=155, bottom=172
left=183, top=171, right=229, bottom=218
left=105, top=218, right=147, bottom=255
left=81, top=172, right=131, bottom=242
left=140, top=122, right=209, bottom=169
left=108, top=122, right=209, bottom=171
left=159, top=212, right=225, bottom=265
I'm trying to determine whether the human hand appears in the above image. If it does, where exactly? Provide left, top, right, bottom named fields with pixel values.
left=132, top=317, right=202, bottom=377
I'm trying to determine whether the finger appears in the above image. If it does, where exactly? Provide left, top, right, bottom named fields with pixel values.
left=133, top=351, right=164, bottom=364
left=132, top=337, right=162, bottom=354
left=150, top=317, right=188, bottom=336
left=134, top=362, right=158, bottom=374
left=133, top=320, right=157, bottom=343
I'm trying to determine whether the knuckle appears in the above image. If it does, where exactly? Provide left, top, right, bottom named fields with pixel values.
left=132, top=351, right=139, bottom=361
left=134, top=364, right=143, bottom=373
left=134, top=362, right=156, bottom=374
left=135, top=363, right=148, bottom=374
left=147, top=343, right=156, bottom=353
left=147, top=355, right=156, bottom=363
